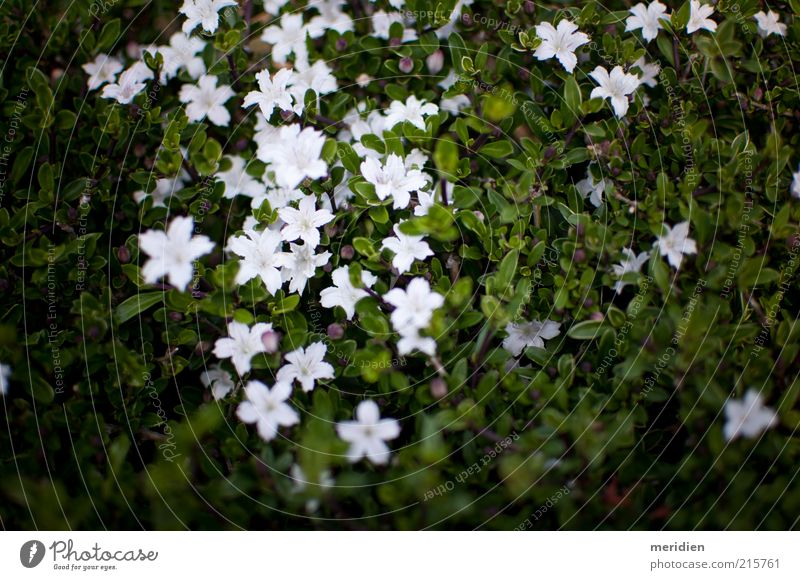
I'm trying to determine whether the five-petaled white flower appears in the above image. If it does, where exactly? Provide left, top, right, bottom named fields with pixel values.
left=503, top=320, right=561, bottom=356
left=384, top=96, right=439, bottom=131
left=686, top=0, right=717, bottom=34
left=612, top=248, right=650, bottom=293
left=0, top=363, right=10, bottom=396
left=533, top=20, right=589, bottom=74
left=133, top=174, right=187, bottom=208
left=282, top=243, right=331, bottom=294
left=227, top=227, right=286, bottom=293
left=217, top=156, right=265, bottom=199
left=180, top=0, right=238, bottom=35
left=656, top=221, right=697, bottom=269
left=160, top=32, right=206, bottom=81
left=384, top=277, right=444, bottom=331
left=260, top=12, right=310, bottom=65
left=632, top=56, right=660, bottom=88
left=277, top=342, right=335, bottom=392
left=200, top=364, right=236, bottom=400
left=139, top=215, right=214, bottom=291
left=754, top=10, right=787, bottom=37
left=397, top=326, right=436, bottom=356
left=213, top=321, right=274, bottom=375
left=179, top=74, right=235, bottom=126
left=237, top=380, right=299, bottom=442
left=723, top=389, right=778, bottom=442
left=625, top=1, right=669, bottom=42
left=360, top=154, right=427, bottom=209
left=259, top=124, right=328, bottom=189
left=101, top=66, right=149, bottom=104
left=589, top=65, right=640, bottom=118
left=242, top=68, right=295, bottom=120
left=381, top=223, right=433, bottom=275
left=289, top=60, right=338, bottom=114
left=336, top=400, right=400, bottom=465
left=82, top=53, right=123, bottom=91
left=278, top=195, right=335, bottom=248
left=307, top=0, right=354, bottom=38
left=320, top=266, right=379, bottom=320
left=576, top=167, right=606, bottom=207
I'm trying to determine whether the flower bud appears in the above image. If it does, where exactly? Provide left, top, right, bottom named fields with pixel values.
left=399, top=57, right=414, bottom=74
left=430, top=378, right=448, bottom=399
left=327, top=323, right=344, bottom=340
left=117, top=245, right=130, bottom=264
left=261, top=330, right=281, bottom=353
left=426, top=50, right=444, bottom=74
left=340, top=244, right=355, bottom=260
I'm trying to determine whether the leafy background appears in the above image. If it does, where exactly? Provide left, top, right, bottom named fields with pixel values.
left=1, top=0, right=799, bottom=530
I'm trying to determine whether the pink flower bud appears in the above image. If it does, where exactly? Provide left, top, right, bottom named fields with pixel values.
left=426, top=50, right=444, bottom=74
left=261, top=330, right=281, bottom=353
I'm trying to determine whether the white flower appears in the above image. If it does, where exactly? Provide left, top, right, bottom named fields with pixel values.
left=625, top=2, right=668, bottom=42
left=263, top=0, right=290, bottom=15
left=216, top=156, right=265, bottom=199
left=360, top=154, right=427, bottom=209
left=381, top=223, right=433, bottom=275
left=414, top=189, right=437, bottom=217
left=533, top=20, right=589, bottom=74
left=576, top=167, right=606, bottom=207
left=133, top=174, right=186, bottom=208
left=656, top=221, right=697, bottom=269
left=612, top=248, right=650, bottom=293
left=371, top=10, right=417, bottom=42
left=180, top=0, right=238, bottom=35
left=632, top=56, right=660, bottom=88
left=0, top=363, right=10, bottom=396
left=201, top=364, right=236, bottom=400
left=252, top=185, right=305, bottom=211
left=289, top=60, right=338, bottom=114
left=336, top=400, right=400, bottom=465
left=384, top=95, right=439, bottom=131
left=589, top=65, right=639, bottom=117
left=440, top=94, right=471, bottom=115
left=242, top=67, right=295, bottom=120
left=282, top=243, right=331, bottom=294
left=791, top=164, right=800, bottom=198
left=160, top=32, right=206, bottom=81
left=100, top=66, right=148, bottom=104
left=227, top=228, right=286, bottom=293
left=384, top=277, right=444, bottom=330
left=260, top=12, right=309, bottom=66
left=213, top=321, right=274, bottom=375
left=277, top=342, right=335, bottom=392
left=139, top=216, right=214, bottom=291
left=754, top=10, right=787, bottom=37
left=278, top=195, right=334, bottom=248
left=723, top=389, right=778, bottom=442
left=397, top=326, right=436, bottom=356
left=503, top=320, right=561, bottom=356
left=82, top=53, right=123, bottom=91
left=686, top=0, right=716, bottom=34
left=290, top=464, right=333, bottom=512
left=259, top=124, right=328, bottom=189
left=320, top=266, right=379, bottom=320
left=237, top=380, right=299, bottom=441
left=179, top=74, right=235, bottom=126
left=307, top=0, right=354, bottom=37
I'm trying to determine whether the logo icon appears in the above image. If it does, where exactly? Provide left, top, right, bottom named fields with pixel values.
left=20, top=540, right=46, bottom=568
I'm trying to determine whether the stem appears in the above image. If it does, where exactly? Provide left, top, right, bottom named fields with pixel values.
left=440, top=179, right=448, bottom=206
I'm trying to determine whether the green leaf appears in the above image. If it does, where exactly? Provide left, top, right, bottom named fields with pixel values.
left=567, top=320, right=606, bottom=340
left=116, top=293, right=165, bottom=324
left=478, top=140, right=514, bottom=158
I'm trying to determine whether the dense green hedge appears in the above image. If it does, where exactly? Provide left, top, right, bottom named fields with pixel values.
left=1, top=0, right=799, bottom=530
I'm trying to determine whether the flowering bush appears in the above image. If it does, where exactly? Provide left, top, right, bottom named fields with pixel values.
left=1, top=0, right=800, bottom=530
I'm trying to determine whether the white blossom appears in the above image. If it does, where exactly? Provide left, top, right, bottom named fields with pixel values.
left=133, top=174, right=186, bottom=208
left=278, top=195, right=334, bottom=248
left=632, top=56, right=660, bottom=88
left=0, top=363, right=10, bottom=396
left=217, top=156, right=265, bottom=199
left=307, top=0, right=354, bottom=37
left=360, top=154, right=427, bottom=209
left=258, top=124, right=328, bottom=189
left=576, top=167, right=606, bottom=207
left=160, top=32, right=206, bottom=81
left=237, top=380, right=299, bottom=441
left=277, top=342, right=335, bottom=392
left=723, top=389, right=778, bottom=442
left=180, top=0, right=237, bottom=35
left=384, top=95, right=439, bottom=131
left=336, top=400, right=400, bottom=465
left=227, top=228, right=286, bottom=293
left=282, top=243, right=331, bottom=294
left=139, top=216, right=214, bottom=291
left=686, top=1, right=716, bottom=34
left=82, top=53, right=123, bottom=91
left=503, top=320, right=561, bottom=356
left=656, top=221, right=697, bottom=269
left=381, top=223, right=433, bottom=275
left=371, top=10, right=417, bottom=42
left=612, top=248, right=650, bottom=293
left=242, top=67, right=295, bottom=120
left=384, top=277, right=444, bottom=331
left=201, top=364, right=236, bottom=400
left=260, top=12, right=309, bottom=66
left=754, top=10, right=787, bottom=37
left=213, top=321, right=274, bottom=375
left=178, top=74, right=235, bottom=126
left=100, top=65, right=149, bottom=104
left=625, top=2, right=668, bottom=42
left=791, top=164, right=800, bottom=198
left=533, top=20, right=589, bottom=74
left=320, top=266, right=379, bottom=320
left=589, top=65, right=639, bottom=117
